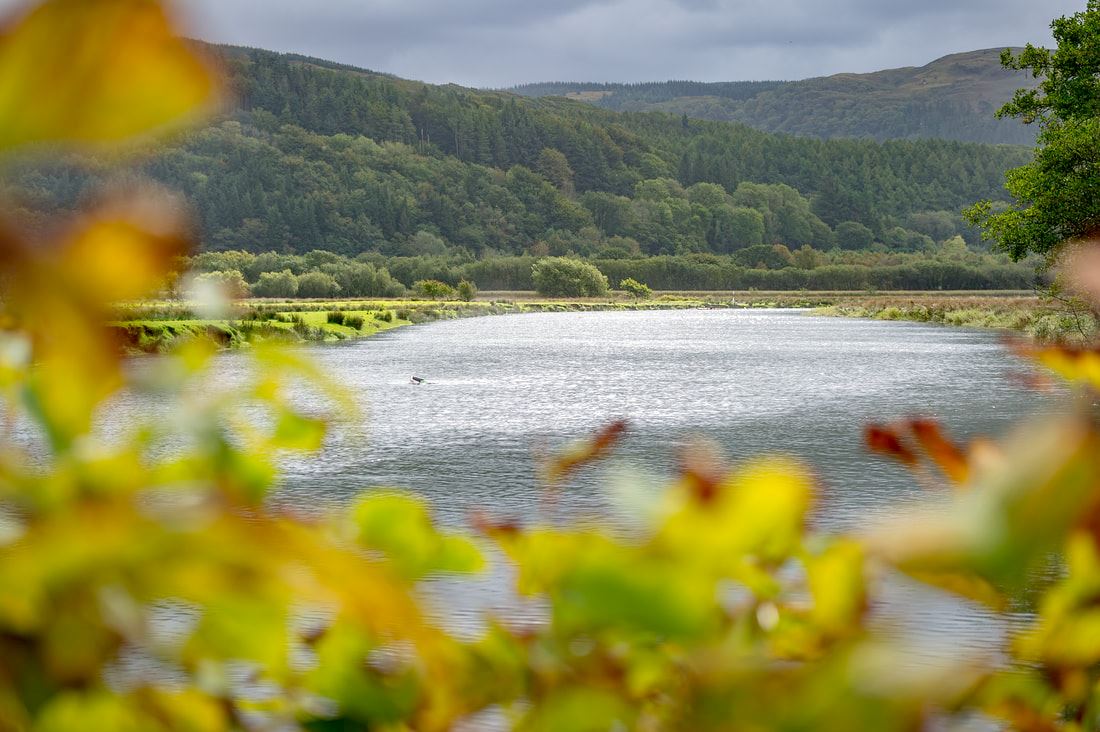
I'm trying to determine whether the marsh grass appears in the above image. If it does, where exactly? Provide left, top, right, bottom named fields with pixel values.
left=815, top=294, right=1096, bottom=343
left=114, top=292, right=1078, bottom=352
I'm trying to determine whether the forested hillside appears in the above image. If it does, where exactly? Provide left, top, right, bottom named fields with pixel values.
left=2, top=44, right=1030, bottom=262
left=511, top=50, right=1037, bottom=145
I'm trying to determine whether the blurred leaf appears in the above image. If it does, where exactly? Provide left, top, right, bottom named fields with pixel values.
left=521, top=687, right=634, bottom=732
left=0, top=0, right=218, bottom=151
left=0, top=195, right=189, bottom=451
left=543, top=420, right=627, bottom=484
left=659, top=457, right=813, bottom=572
left=141, top=688, right=228, bottom=732
left=1023, top=343, right=1100, bottom=391
left=306, top=625, right=420, bottom=727
left=33, top=691, right=153, bottom=732
left=866, top=419, right=970, bottom=486
left=352, top=493, right=483, bottom=579
left=271, top=409, right=326, bottom=451
left=868, top=415, right=1100, bottom=600
left=805, top=539, right=867, bottom=635
left=1016, top=532, right=1100, bottom=667
left=909, top=419, right=969, bottom=485
left=554, top=552, right=715, bottom=638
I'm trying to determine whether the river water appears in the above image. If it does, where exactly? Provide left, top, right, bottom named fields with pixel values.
left=129, top=309, right=1055, bottom=671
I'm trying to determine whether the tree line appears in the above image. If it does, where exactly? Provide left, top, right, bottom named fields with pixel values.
left=1, top=42, right=1030, bottom=267
left=185, top=239, right=1037, bottom=297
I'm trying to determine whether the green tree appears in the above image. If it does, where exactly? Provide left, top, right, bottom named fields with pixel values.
left=252, top=269, right=299, bottom=298
left=791, top=245, right=824, bottom=270
left=456, top=279, right=478, bottom=302
left=535, top=147, right=575, bottom=195
left=195, top=269, right=250, bottom=298
left=619, top=277, right=653, bottom=299
left=414, top=278, right=455, bottom=299
left=733, top=244, right=793, bottom=270
left=403, top=230, right=449, bottom=256
left=296, top=271, right=341, bottom=298
left=709, top=205, right=765, bottom=252
left=531, top=257, right=610, bottom=296
left=332, top=262, right=406, bottom=297
left=835, top=221, right=875, bottom=250
left=965, top=1, right=1100, bottom=258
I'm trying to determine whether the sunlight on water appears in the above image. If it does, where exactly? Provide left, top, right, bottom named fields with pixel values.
left=114, top=309, right=1053, bottom=671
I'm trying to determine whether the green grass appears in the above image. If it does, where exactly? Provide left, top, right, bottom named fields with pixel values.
left=113, top=291, right=1085, bottom=352
left=813, top=294, right=1096, bottom=343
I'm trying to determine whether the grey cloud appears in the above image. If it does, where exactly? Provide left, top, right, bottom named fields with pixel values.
left=0, top=0, right=1085, bottom=86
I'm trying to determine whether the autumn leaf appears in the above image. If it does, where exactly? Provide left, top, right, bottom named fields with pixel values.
left=0, top=0, right=219, bottom=151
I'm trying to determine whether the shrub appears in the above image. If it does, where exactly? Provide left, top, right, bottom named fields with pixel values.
left=456, top=279, right=478, bottom=302
left=344, top=314, right=365, bottom=330
left=251, top=269, right=299, bottom=298
left=619, top=277, right=652, bottom=299
left=326, top=310, right=346, bottom=325
left=414, top=279, right=455, bottom=300
left=296, top=271, right=341, bottom=298
left=531, top=257, right=609, bottom=297
left=332, top=261, right=406, bottom=297
left=194, top=269, right=250, bottom=299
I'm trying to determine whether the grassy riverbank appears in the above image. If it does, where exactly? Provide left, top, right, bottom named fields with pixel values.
left=813, top=293, right=1097, bottom=342
left=112, top=290, right=1092, bottom=353
left=111, top=295, right=737, bottom=353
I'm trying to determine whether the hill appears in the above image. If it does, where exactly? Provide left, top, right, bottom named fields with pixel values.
left=2, top=43, right=1031, bottom=262
left=509, top=50, right=1038, bottom=145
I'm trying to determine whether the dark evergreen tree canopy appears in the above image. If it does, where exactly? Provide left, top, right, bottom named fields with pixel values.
left=1, top=42, right=1031, bottom=260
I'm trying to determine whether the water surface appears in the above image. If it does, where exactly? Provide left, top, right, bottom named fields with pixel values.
left=131, top=310, right=1054, bottom=664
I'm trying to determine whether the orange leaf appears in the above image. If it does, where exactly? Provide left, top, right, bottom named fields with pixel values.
left=909, top=419, right=969, bottom=485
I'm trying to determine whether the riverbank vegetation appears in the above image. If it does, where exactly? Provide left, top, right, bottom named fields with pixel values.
left=110, top=295, right=737, bottom=352
left=112, top=289, right=1096, bottom=353
left=816, top=293, right=1097, bottom=342
left=182, top=244, right=1040, bottom=296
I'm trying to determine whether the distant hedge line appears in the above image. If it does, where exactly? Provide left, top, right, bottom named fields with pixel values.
left=187, top=249, right=1039, bottom=295
left=406, top=256, right=1036, bottom=292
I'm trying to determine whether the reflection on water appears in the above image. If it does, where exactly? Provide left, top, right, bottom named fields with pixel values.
left=117, top=309, right=1052, bottom=665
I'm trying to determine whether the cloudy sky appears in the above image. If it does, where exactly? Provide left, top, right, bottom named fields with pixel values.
left=144, top=1, right=1096, bottom=87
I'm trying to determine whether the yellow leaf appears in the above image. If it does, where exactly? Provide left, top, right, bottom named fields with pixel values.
left=658, top=457, right=813, bottom=574
left=58, top=199, right=190, bottom=303
left=0, top=0, right=219, bottom=151
left=33, top=691, right=156, bottom=732
left=805, top=540, right=867, bottom=633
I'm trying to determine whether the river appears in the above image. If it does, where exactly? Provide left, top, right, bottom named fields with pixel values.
left=122, top=309, right=1055, bottom=673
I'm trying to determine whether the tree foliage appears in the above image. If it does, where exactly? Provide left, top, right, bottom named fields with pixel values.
left=296, top=270, right=341, bottom=298
left=252, top=269, right=299, bottom=298
left=1, top=41, right=1029, bottom=260
left=414, top=278, right=456, bottom=300
left=185, top=246, right=1038, bottom=293
left=532, top=257, right=610, bottom=296
left=619, top=277, right=652, bottom=299
left=966, top=1, right=1100, bottom=259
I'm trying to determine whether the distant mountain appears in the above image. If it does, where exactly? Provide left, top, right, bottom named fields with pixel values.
left=508, top=50, right=1038, bottom=145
